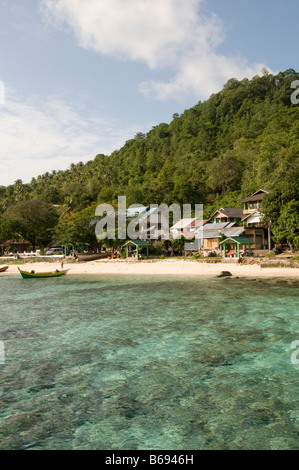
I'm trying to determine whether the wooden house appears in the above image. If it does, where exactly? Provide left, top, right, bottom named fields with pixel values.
left=239, top=189, right=271, bottom=249
left=199, top=222, right=245, bottom=250
left=240, top=189, right=271, bottom=215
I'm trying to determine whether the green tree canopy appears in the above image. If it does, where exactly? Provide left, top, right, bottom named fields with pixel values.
left=54, top=205, right=99, bottom=249
left=272, top=200, right=299, bottom=244
left=4, top=199, right=59, bottom=249
left=0, top=70, right=298, bottom=249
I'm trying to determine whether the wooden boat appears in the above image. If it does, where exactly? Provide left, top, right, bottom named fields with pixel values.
left=0, top=266, right=8, bottom=273
left=18, top=267, right=69, bottom=279
left=75, top=252, right=109, bottom=261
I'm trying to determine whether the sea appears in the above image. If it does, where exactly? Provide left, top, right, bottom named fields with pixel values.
left=0, top=274, right=298, bottom=450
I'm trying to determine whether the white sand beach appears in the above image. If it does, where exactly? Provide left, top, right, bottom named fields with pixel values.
left=1, top=259, right=299, bottom=279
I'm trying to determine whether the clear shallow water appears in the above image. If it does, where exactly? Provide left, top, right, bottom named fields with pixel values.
left=0, top=274, right=298, bottom=450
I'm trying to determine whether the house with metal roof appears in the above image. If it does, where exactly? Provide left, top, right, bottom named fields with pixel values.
left=239, top=189, right=271, bottom=215
left=209, top=208, right=244, bottom=224
left=239, top=189, right=272, bottom=249
left=195, top=222, right=246, bottom=250
left=205, top=190, right=271, bottom=250
left=170, top=218, right=208, bottom=239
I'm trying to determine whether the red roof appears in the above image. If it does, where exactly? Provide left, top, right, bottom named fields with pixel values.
left=181, top=232, right=195, bottom=238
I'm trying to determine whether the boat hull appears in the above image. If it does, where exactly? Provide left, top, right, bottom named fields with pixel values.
left=18, top=268, right=69, bottom=279
left=0, top=266, right=8, bottom=273
left=75, top=253, right=109, bottom=261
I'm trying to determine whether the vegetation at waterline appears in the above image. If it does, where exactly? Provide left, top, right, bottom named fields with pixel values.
left=0, top=69, right=299, bottom=250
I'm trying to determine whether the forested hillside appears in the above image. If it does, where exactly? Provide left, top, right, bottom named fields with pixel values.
left=1, top=69, right=299, bottom=248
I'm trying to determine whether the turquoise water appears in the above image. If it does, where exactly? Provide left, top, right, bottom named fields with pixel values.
left=0, top=274, right=298, bottom=450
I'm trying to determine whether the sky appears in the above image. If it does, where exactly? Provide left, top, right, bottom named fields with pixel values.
left=0, top=0, right=298, bottom=186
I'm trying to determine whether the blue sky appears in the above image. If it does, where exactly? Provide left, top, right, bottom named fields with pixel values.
left=0, top=0, right=298, bottom=186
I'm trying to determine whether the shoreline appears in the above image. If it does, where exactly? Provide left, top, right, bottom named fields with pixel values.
left=1, top=259, right=299, bottom=279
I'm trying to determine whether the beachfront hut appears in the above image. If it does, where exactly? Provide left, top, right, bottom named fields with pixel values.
left=123, top=240, right=152, bottom=259
left=0, top=240, right=31, bottom=255
left=219, top=236, right=254, bottom=258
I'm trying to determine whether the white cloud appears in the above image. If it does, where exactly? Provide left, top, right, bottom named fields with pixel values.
left=140, top=53, right=266, bottom=102
left=0, top=88, right=141, bottom=186
left=41, top=0, right=202, bottom=68
left=41, top=0, right=269, bottom=101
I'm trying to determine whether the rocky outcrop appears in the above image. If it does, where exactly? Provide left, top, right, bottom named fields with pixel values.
left=217, top=271, right=232, bottom=278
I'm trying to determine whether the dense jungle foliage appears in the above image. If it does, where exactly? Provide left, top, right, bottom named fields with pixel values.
left=1, top=69, right=299, bottom=248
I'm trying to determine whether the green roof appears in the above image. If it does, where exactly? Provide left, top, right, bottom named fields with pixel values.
left=123, top=239, right=152, bottom=247
left=219, top=236, right=254, bottom=245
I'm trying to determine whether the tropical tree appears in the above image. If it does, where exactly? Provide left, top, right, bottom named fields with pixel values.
left=0, top=215, right=16, bottom=243
left=0, top=70, right=298, bottom=231
left=54, top=205, right=99, bottom=250
left=4, top=199, right=59, bottom=249
left=272, top=200, right=299, bottom=246
left=171, top=235, right=192, bottom=256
